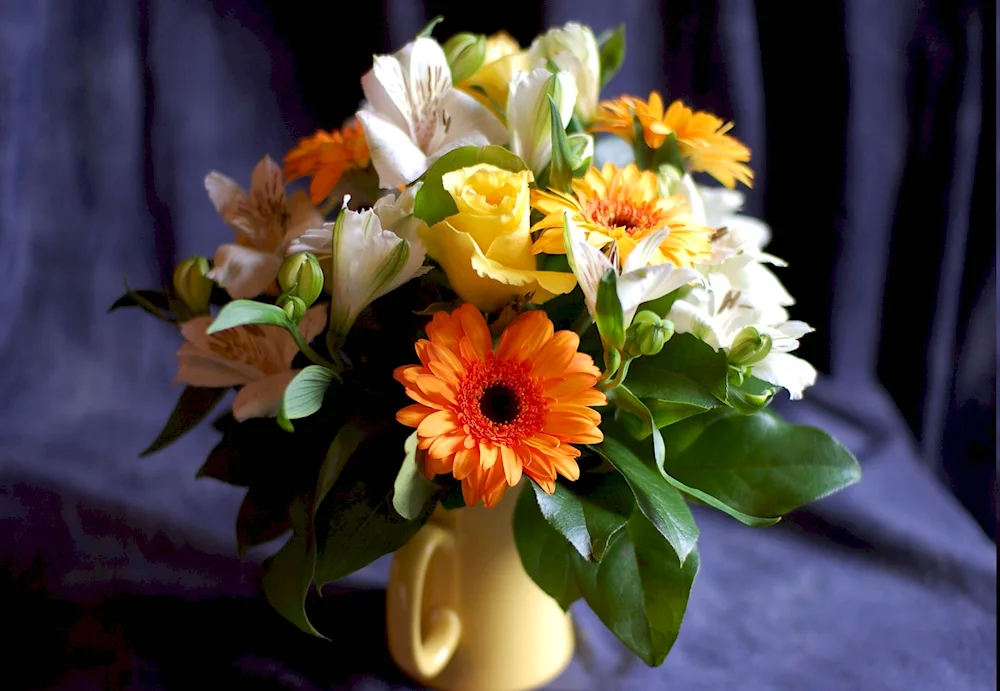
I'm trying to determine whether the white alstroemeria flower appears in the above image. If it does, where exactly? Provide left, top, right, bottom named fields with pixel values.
left=528, top=22, right=601, bottom=122
left=205, top=156, right=323, bottom=299
left=316, top=195, right=431, bottom=341
left=562, top=214, right=701, bottom=328
left=356, top=37, right=508, bottom=190
left=669, top=278, right=817, bottom=399
left=507, top=68, right=577, bottom=175
left=175, top=306, right=327, bottom=421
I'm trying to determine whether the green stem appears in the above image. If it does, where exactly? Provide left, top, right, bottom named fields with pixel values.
left=571, top=310, right=594, bottom=336
left=599, top=355, right=634, bottom=392
left=292, top=325, right=339, bottom=373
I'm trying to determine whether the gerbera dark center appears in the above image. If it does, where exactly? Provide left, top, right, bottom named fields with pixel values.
left=587, top=199, right=658, bottom=235
left=479, top=383, right=520, bottom=424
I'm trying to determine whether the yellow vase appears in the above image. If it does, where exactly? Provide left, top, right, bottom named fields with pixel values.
left=386, top=483, right=575, bottom=691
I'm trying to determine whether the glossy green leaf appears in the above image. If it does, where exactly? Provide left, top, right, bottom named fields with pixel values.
left=235, top=487, right=293, bottom=557
left=578, top=472, right=634, bottom=561
left=595, top=270, right=626, bottom=350
left=574, top=511, right=699, bottom=666
left=393, top=432, right=440, bottom=521
left=206, top=299, right=291, bottom=334
left=591, top=426, right=698, bottom=564
left=597, top=24, right=626, bottom=88
left=413, top=146, right=529, bottom=225
left=513, top=483, right=582, bottom=610
left=547, top=95, right=574, bottom=193
left=140, top=386, right=228, bottom=457
left=261, top=423, right=365, bottom=638
left=665, top=412, right=862, bottom=518
left=529, top=481, right=591, bottom=559
left=626, top=333, right=730, bottom=404
left=314, top=426, right=436, bottom=585
left=277, top=366, right=338, bottom=432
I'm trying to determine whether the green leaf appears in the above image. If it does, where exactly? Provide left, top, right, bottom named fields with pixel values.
left=413, top=146, right=529, bottom=226
left=277, top=366, right=339, bottom=432
left=417, top=15, right=443, bottom=38
left=595, top=270, right=626, bottom=350
left=140, top=386, right=228, bottom=457
left=393, top=432, right=440, bottom=521
left=574, top=512, right=699, bottom=667
left=650, top=133, right=686, bottom=174
left=664, top=412, right=862, bottom=518
left=591, top=423, right=698, bottom=564
left=261, top=423, right=366, bottom=638
left=206, top=299, right=291, bottom=334
left=108, top=288, right=171, bottom=314
left=529, top=481, right=591, bottom=559
left=314, top=425, right=436, bottom=585
left=547, top=95, right=573, bottom=193
left=513, top=483, right=582, bottom=610
left=610, top=398, right=776, bottom=527
left=577, top=472, right=634, bottom=561
left=626, top=332, right=730, bottom=404
left=620, top=363, right=726, bottom=438
left=598, top=24, right=626, bottom=88
left=235, top=487, right=293, bottom=556
left=728, top=375, right=777, bottom=414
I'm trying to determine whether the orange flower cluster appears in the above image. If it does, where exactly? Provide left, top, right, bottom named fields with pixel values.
left=283, top=119, right=370, bottom=205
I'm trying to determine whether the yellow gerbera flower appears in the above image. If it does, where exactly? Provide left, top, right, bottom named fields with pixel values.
left=593, top=92, right=754, bottom=189
left=530, top=162, right=713, bottom=268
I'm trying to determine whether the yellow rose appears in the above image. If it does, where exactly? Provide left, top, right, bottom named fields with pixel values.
left=457, top=32, right=530, bottom=117
left=420, top=163, right=577, bottom=311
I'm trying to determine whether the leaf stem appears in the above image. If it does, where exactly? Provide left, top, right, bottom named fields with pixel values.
left=571, top=309, right=594, bottom=336
left=292, top=325, right=339, bottom=373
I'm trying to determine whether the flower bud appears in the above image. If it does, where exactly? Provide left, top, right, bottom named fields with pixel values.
left=172, top=255, right=213, bottom=315
left=443, top=32, right=487, bottom=84
left=729, top=326, right=772, bottom=367
left=278, top=252, right=324, bottom=308
left=625, top=311, right=674, bottom=357
left=281, top=295, right=308, bottom=323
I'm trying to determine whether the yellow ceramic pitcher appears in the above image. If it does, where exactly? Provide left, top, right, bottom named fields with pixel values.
left=386, top=483, right=574, bottom=691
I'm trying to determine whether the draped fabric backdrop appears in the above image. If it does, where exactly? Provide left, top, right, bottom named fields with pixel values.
left=0, top=1, right=995, bottom=689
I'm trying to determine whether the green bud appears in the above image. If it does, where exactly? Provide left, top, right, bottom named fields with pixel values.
left=281, top=296, right=308, bottom=323
left=172, top=255, right=213, bottom=315
left=278, top=252, right=324, bottom=308
left=727, top=365, right=746, bottom=387
left=729, top=326, right=772, bottom=367
left=624, top=311, right=674, bottom=357
left=443, top=32, right=486, bottom=84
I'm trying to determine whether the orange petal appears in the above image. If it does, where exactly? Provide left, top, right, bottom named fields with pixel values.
left=456, top=304, right=492, bottom=360
left=479, top=442, right=499, bottom=470
left=496, top=310, right=553, bottom=362
left=542, top=373, right=598, bottom=399
left=531, top=331, right=580, bottom=381
left=461, top=477, right=480, bottom=507
left=425, top=453, right=453, bottom=478
left=569, top=427, right=605, bottom=444
left=453, top=446, right=480, bottom=480
left=561, top=389, right=608, bottom=407
left=548, top=451, right=581, bottom=481
left=418, top=410, right=459, bottom=437
left=396, top=404, right=434, bottom=428
left=427, top=432, right=466, bottom=459
left=499, top=444, right=522, bottom=487
left=567, top=352, right=602, bottom=377
left=545, top=410, right=602, bottom=436
left=416, top=374, right=457, bottom=405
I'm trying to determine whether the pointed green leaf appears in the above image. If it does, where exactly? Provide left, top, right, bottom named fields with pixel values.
left=595, top=269, right=626, bottom=350
left=261, top=422, right=366, bottom=638
left=598, top=24, right=626, bottom=88
left=664, top=412, right=862, bottom=518
left=206, top=299, right=292, bottom=333
left=277, top=365, right=339, bottom=432
left=140, top=386, right=228, bottom=457
left=626, top=332, right=730, bottom=404
left=413, top=145, right=529, bottom=226
left=417, top=15, right=443, bottom=38
left=513, top=483, right=582, bottom=610
left=236, top=487, right=293, bottom=557
left=590, top=423, right=698, bottom=564
left=574, top=512, right=699, bottom=667
left=393, top=432, right=440, bottom=521
left=529, top=480, right=591, bottom=559
left=108, top=288, right=172, bottom=314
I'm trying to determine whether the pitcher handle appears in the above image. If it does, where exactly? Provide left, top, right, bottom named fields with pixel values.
left=387, top=523, right=461, bottom=679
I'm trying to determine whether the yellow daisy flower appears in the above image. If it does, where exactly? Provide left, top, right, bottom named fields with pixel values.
left=592, top=91, right=754, bottom=189
left=530, top=162, right=713, bottom=268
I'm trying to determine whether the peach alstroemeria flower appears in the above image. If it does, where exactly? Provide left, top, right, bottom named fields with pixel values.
left=206, top=156, right=323, bottom=299
left=175, top=305, right=327, bottom=421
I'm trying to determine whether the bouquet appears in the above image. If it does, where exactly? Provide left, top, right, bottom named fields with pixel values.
left=112, top=17, right=861, bottom=668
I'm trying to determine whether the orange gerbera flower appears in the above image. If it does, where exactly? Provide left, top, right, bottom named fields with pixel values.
left=395, top=304, right=606, bottom=509
left=531, top=162, right=713, bottom=268
left=283, top=119, right=370, bottom=205
left=593, top=91, right=753, bottom=189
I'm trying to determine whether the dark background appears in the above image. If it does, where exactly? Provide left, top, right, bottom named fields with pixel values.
left=0, top=1, right=995, bottom=689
